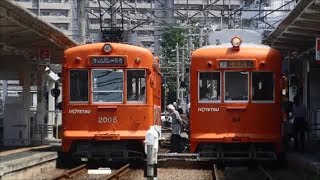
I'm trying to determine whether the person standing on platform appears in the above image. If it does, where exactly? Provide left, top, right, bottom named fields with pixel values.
left=167, top=104, right=183, bottom=153
left=292, top=95, right=307, bottom=152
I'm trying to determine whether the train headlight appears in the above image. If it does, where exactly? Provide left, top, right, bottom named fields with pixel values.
left=231, top=36, right=242, bottom=48
left=103, top=43, right=112, bottom=53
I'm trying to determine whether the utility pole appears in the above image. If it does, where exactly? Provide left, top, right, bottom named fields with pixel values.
left=181, top=45, right=185, bottom=111
left=79, top=0, right=86, bottom=43
left=176, top=43, right=180, bottom=102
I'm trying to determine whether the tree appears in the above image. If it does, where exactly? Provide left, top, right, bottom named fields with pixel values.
left=160, top=23, right=188, bottom=103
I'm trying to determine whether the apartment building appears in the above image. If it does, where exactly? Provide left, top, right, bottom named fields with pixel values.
left=14, top=0, right=80, bottom=41
left=14, top=0, right=294, bottom=53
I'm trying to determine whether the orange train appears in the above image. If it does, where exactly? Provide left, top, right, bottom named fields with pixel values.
left=61, top=43, right=161, bottom=162
left=189, top=37, right=284, bottom=161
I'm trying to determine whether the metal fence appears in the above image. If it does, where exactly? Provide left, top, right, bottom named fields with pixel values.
left=309, top=110, right=320, bottom=140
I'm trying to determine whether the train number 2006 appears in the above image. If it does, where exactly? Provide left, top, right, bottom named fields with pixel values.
left=98, top=117, right=117, bottom=123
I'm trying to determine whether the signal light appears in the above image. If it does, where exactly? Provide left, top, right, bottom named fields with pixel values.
left=103, top=43, right=112, bottom=53
left=231, top=36, right=242, bottom=48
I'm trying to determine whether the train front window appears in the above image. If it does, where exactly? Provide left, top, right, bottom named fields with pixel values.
left=252, top=72, right=274, bottom=102
left=92, top=69, right=123, bottom=103
left=69, top=70, right=88, bottom=102
left=225, top=72, right=248, bottom=102
left=198, top=72, right=220, bottom=102
left=127, top=70, right=146, bottom=103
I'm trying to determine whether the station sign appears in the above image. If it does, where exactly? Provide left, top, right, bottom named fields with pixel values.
left=90, top=56, right=126, bottom=66
left=316, top=38, right=320, bottom=62
left=39, top=49, right=50, bottom=66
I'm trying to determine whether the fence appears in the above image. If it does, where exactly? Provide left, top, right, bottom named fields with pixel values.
left=309, top=110, right=320, bottom=141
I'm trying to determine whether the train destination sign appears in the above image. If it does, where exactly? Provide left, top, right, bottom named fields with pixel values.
left=219, top=60, right=254, bottom=69
left=90, top=56, right=126, bottom=66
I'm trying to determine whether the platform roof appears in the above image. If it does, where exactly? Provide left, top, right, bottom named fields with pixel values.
left=0, top=0, right=77, bottom=79
left=265, top=0, right=320, bottom=54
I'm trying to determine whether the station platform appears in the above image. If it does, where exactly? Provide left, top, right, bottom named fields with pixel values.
left=0, top=142, right=60, bottom=178
left=287, top=140, right=320, bottom=176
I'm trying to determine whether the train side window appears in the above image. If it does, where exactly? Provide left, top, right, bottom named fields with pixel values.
left=92, top=69, right=123, bottom=103
left=252, top=72, right=274, bottom=102
left=225, top=72, right=248, bottom=102
left=69, top=70, right=88, bottom=102
left=127, top=70, right=146, bottom=103
left=198, top=72, right=220, bottom=102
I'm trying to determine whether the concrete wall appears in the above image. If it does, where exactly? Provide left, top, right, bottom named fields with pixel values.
left=3, top=97, right=27, bottom=146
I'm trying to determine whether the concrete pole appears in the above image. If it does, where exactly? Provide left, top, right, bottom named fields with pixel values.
left=181, top=46, right=185, bottom=111
left=2, top=80, right=7, bottom=103
left=35, top=67, right=47, bottom=144
left=199, top=28, right=203, bottom=48
left=47, top=80, right=55, bottom=140
left=56, top=84, right=62, bottom=139
left=111, top=0, right=117, bottom=29
left=176, top=43, right=180, bottom=102
left=79, top=0, right=86, bottom=43
left=22, top=62, right=31, bottom=145
left=147, top=144, right=155, bottom=180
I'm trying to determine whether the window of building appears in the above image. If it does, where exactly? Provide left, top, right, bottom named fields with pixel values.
left=225, top=72, right=248, bottom=101
left=127, top=70, right=146, bottom=102
left=252, top=72, right=274, bottom=102
left=42, top=0, right=66, bottom=2
left=52, top=23, right=69, bottom=30
left=92, top=69, right=123, bottom=103
left=283, top=1, right=291, bottom=10
left=40, top=9, right=68, bottom=17
left=198, top=72, right=220, bottom=102
left=69, top=70, right=88, bottom=102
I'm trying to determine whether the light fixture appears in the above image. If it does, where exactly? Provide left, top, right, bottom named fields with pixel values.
left=103, top=43, right=112, bottom=53
left=135, top=57, right=141, bottom=64
left=231, top=36, right=242, bottom=48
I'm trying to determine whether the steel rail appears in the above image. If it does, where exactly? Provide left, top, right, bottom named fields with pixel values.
left=258, top=165, right=274, bottom=180
left=106, top=163, right=130, bottom=180
left=212, top=164, right=220, bottom=180
left=52, top=164, right=87, bottom=180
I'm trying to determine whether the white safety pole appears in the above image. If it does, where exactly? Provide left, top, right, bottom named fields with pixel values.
left=145, top=126, right=159, bottom=180
left=147, top=144, right=154, bottom=180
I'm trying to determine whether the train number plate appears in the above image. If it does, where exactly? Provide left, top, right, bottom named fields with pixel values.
left=98, top=116, right=117, bottom=123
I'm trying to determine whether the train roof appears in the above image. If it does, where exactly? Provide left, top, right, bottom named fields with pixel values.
left=191, top=43, right=282, bottom=64
left=65, top=42, right=153, bottom=56
left=200, top=43, right=271, bottom=49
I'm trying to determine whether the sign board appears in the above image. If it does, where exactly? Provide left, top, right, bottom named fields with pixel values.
left=316, top=38, right=320, bottom=61
left=39, top=49, right=50, bottom=66
left=90, top=56, right=126, bottom=66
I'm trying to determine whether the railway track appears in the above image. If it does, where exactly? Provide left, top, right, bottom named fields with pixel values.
left=212, top=164, right=221, bottom=180
left=211, top=163, right=275, bottom=180
left=52, top=164, right=87, bottom=180
left=106, top=163, right=130, bottom=180
left=258, top=165, right=274, bottom=180
left=52, top=163, right=130, bottom=180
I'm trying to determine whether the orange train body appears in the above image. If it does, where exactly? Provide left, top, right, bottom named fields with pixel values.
left=189, top=43, right=284, bottom=160
left=61, top=43, right=161, bottom=160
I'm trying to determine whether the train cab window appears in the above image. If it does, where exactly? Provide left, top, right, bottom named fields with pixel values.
left=252, top=72, right=274, bottom=102
left=127, top=70, right=146, bottom=103
left=92, top=69, right=123, bottom=103
left=198, top=72, right=220, bottom=102
left=225, top=72, right=248, bottom=102
left=69, top=70, right=88, bottom=102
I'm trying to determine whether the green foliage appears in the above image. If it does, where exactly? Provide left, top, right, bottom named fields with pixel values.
left=160, top=23, right=188, bottom=98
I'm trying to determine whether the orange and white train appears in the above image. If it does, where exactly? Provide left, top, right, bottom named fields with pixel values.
left=61, top=43, right=161, bottom=162
left=189, top=36, right=284, bottom=162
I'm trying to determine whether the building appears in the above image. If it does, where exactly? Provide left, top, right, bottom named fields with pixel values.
left=14, top=0, right=295, bottom=54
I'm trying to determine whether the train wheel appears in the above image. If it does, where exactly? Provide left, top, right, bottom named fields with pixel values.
left=276, top=152, right=288, bottom=168
left=57, top=151, right=74, bottom=169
